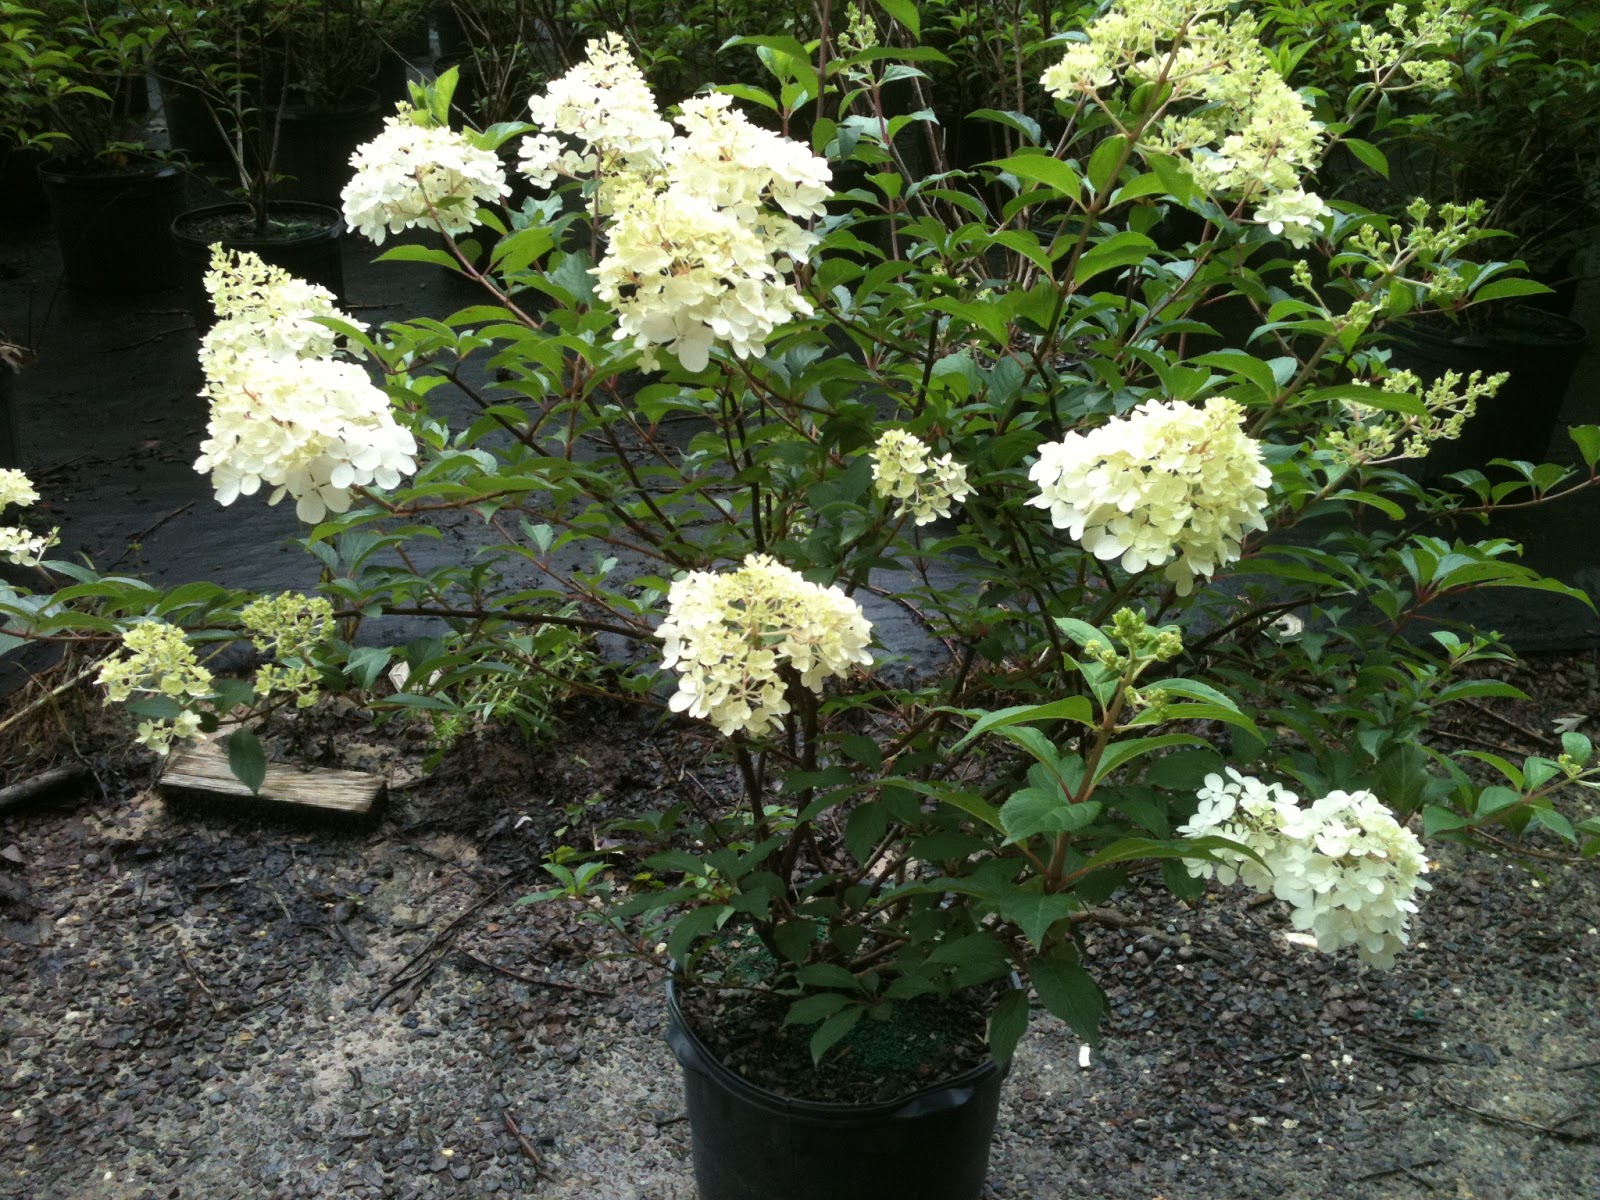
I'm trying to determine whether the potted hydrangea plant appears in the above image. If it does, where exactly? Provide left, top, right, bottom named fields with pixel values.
left=3, top=3, right=1599, bottom=1198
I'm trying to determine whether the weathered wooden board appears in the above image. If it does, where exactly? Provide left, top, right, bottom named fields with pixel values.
left=160, top=739, right=383, bottom=815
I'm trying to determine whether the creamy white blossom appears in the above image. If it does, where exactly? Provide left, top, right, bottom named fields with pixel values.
left=200, top=247, right=361, bottom=379
left=1042, top=0, right=1324, bottom=201
left=195, top=253, right=417, bottom=523
left=870, top=430, right=974, bottom=526
left=0, top=469, right=57, bottom=566
left=1026, top=397, right=1270, bottom=594
left=593, top=185, right=817, bottom=372
left=657, top=554, right=873, bottom=738
left=522, top=32, right=673, bottom=176
left=1253, top=187, right=1333, bottom=247
left=1179, top=769, right=1431, bottom=969
left=343, top=106, right=510, bottom=244
left=196, top=352, right=418, bottom=523
left=669, top=94, right=832, bottom=221
left=0, top=469, right=40, bottom=510
left=519, top=37, right=829, bottom=372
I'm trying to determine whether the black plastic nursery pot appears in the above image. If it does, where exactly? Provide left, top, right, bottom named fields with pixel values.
left=1386, top=306, right=1590, bottom=476
left=0, top=144, right=49, bottom=218
left=274, top=89, right=383, bottom=207
left=0, top=360, right=18, bottom=469
left=39, top=164, right=186, bottom=294
left=665, top=978, right=1008, bottom=1200
left=170, top=201, right=347, bottom=325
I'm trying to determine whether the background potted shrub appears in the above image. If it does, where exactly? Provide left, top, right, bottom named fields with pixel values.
left=132, top=0, right=348, bottom=313
left=273, top=0, right=435, bottom=204
left=33, top=0, right=185, bottom=293
left=0, top=0, right=95, bottom=216
left=1274, top=0, right=1599, bottom=471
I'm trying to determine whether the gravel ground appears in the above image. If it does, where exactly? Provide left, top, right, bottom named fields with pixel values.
left=1, top=663, right=1597, bottom=1200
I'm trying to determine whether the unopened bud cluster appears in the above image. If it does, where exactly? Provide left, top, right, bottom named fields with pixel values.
left=96, top=623, right=214, bottom=754
left=241, top=593, right=335, bottom=708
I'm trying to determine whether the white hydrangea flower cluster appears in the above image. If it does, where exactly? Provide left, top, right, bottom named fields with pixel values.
left=519, top=39, right=830, bottom=372
left=96, top=622, right=214, bottom=754
left=1251, top=187, right=1333, bottom=249
left=1179, top=769, right=1432, bottom=969
left=241, top=592, right=335, bottom=708
left=0, top=468, right=58, bottom=567
left=519, top=32, right=674, bottom=184
left=342, top=105, right=510, bottom=244
left=657, top=554, right=873, bottom=738
left=1041, top=0, right=1328, bottom=231
left=870, top=430, right=974, bottom=526
left=1026, top=397, right=1270, bottom=594
left=195, top=250, right=418, bottom=524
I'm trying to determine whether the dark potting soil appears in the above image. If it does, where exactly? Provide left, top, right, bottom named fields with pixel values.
left=176, top=210, right=334, bottom=243
left=677, top=940, right=998, bottom=1105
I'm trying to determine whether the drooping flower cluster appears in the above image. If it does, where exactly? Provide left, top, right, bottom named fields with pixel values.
left=341, top=105, right=510, bottom=243
left=96, top=622, right=214, bottom=754
left=870, top=430, right=974, bottom=526
left=1042, top=0, right=1328, bottom=228
left=1026, top=397, right=1270, bottom=594
left=241, top=592, right=335, bottom=707
left=657, top=554, right=873, bottom=737
left=520, top=39, right=831, bottom=372
left=0, top=468, right=58, bottom=567
left=194, top=249, right=418, bottom=524
left=1179, top=769, right=1431, bottom=969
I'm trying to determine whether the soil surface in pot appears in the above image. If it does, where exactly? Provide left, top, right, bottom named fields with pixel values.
left=175, top=209, right=337, bottom=243
left=678, top=946, right=998, bottom=1104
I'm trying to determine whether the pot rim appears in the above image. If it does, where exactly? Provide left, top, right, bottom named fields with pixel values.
left=37, top=162, right=185, bottom=186
left=169, top=200, right=345, bottom=248
left=665, top=973, right=1009, bottom=1120
left=1387, top=307, right=1590, bottom=352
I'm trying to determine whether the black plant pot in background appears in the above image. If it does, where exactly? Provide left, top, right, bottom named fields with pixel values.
left=0, top=144, right=49, bottom=218
left=0, top=360, right=19, bottom=468
left=158, top=81, right=241, bottom=166
left=40, top=164, right=187, bottom=293
left=665, top=978, right=1008, bottom=1200
left=170, top=201, right=347, bottom=326
left=274, top=89, right=383, bottom=207
left=1387, top=306, right=1591, bottom=477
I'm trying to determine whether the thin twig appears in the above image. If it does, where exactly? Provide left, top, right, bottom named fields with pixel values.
left=1364, top=1036, right=1461, bottom=1066
left=1458, top=698, right=1561, bottom=751
left=105, top=325, right=193, bottom=351
left=1345, top=1156, right=1443, bottom=1184
left=171, top=934, right=226, bottom=1014
left=502, top=1109, right=553, bottom=1179
left=1433, top=1085, right=1594, bottom=1142
left=457, top=950, right=613, bottom=998
left=371, top=884, right=510, bottom=1011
